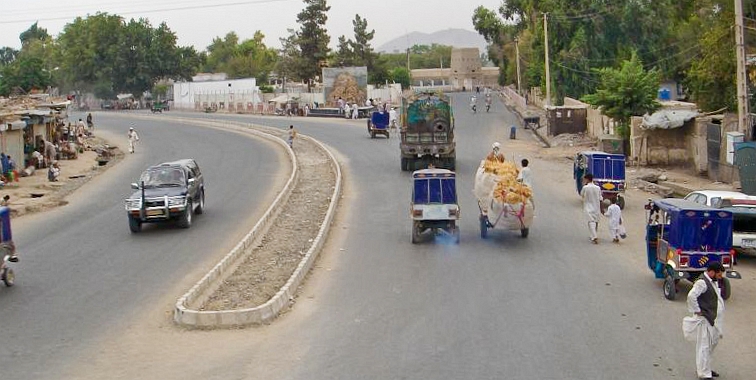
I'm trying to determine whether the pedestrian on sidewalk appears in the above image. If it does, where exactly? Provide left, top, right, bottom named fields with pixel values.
left=604, top=197, right=623, bottom=243
left=684, top=262, right=725, bottom=380
left=288, top=125, right=297, bottom=148
left=581, top=173, right=602, bottom=244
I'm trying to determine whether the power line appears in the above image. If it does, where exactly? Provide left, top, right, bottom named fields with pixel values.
left=0, top=0, right=296, bottom=25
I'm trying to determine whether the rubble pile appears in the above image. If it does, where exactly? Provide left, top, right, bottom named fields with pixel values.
left=549, top=132, right=595, bottom=148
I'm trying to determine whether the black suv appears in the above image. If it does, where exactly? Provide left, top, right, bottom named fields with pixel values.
left=124, top=159, right=205, bottom=233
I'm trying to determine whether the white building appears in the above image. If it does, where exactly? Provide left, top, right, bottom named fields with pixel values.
left=173, top=77, right=262, bottom=112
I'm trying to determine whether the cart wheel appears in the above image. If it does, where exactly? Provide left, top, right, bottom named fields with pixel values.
left=520, top=228, right=529, bottom=238
left=617, top=195, right=625, bottom=210
left=479, top=216, right=488, bottom=239
left=2, top=267, right=15, bottom=287
left=411, top=221, right=421, bottom=244
left=663, top=276, right=676, bottom=300
left=720, top=277, right=731, bottom=300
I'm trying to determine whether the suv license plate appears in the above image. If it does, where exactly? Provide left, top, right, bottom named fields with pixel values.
left=742, top=239, right=755, bottom=248
left=147, top=210, right=164, bottom=216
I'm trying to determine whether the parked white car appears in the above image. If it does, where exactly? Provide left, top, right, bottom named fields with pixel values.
left=684, top=190, right=756, bottom=251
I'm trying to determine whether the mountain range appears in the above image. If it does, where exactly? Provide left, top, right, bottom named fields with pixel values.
left=376, top=29, right=488, bottom=53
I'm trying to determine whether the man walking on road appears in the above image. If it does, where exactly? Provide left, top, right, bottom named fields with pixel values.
left=581, top=173, right=602, bottom=244
left=127, top=126, right=140, bottom=154
left=685, top=262, right=725, bottom=380
left=288, top=125, right=297, bottom=148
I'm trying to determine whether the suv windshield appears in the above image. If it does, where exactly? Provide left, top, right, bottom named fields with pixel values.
left=139, top=167, right=185, bottom=188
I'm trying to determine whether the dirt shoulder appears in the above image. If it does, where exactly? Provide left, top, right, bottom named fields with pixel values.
left=1, top=136, right=124, bottom=218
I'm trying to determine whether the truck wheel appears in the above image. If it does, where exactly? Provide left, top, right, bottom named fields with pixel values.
left=370, top=131, right=375, bottom=138
left=453, top=227, right=460, bottom=244
left=520, top=228, right=529, bottom=238
left=177, top=200, right=193, bottom=229
left=479, top=216, right=488, bottom=238
left=720, top=277, right=731, bottom=300
left=663, top=275, right=676, bottom=300
left=401, top=157, right=409, bottom=171
left=2, top=267, right=15, bottom=287
left=411, top=221, right=421, bottom=244
left=128, top=215, right=142, bottom=233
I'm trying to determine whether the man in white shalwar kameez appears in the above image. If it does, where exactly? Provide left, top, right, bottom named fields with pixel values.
left=580, top=173, right=602, bottom=244
left=685, top=262, right=725, bottom=380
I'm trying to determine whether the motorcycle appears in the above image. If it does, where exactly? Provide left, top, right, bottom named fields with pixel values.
left=471, top=104, right=477, bottom=113
left=486, top=103, right=491, bottom=112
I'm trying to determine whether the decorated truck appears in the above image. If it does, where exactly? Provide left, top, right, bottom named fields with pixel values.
left=399, top=92, right=456, bottom=171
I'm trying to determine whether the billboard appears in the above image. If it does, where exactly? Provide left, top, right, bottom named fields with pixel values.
left=322, top=67, right=368, bottom=107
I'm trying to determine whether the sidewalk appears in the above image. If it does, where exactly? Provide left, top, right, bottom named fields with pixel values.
left=0, top=136, right=122, bottom=218
left=500, top=94, right=736, bottom=197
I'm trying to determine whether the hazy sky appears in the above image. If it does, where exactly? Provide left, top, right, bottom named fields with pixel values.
left=0, top=0, right=503, bottom=51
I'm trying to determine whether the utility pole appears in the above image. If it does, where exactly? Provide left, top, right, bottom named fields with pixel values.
left=515, top=37, right=522, bottom=95
left=406, top=47, right=411, bottom=72
left=543, top=13, right=552, bottom=106
left=735, top=0, right=751, bottom=139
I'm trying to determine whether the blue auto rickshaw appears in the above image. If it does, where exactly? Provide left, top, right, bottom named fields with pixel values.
left=574, top=151, right=626, bottom=209
left=645, top=198, right=739, bottom=301
left=0, top=206, right=16, bottom=287
left=367, top=110, right=390, bottom=138
left=410, top=168, right=460, bottom=244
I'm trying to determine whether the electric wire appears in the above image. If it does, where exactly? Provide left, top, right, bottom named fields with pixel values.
left=0, top=0, right=296, bottom=25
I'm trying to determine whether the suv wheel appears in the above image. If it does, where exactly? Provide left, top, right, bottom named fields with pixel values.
left=177, top=200, right=193, bottom=228
left=195, top=190, right=205, bottom=215
left=128, top=215, right=142, bottom=233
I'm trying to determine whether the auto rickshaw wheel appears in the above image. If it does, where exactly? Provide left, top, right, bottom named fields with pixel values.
left=720, top=277, right=731, bottom=300
left=663, top=275, right=676, bottom=300
left=520, top=228, right=529, bottom=238
left=411, top=221, right=421, bottom=244
left=2, top=267, right=15, bottom=287
left=479, top=216, right=488, bottom=238
left=617, top=195, right=625, bottom=210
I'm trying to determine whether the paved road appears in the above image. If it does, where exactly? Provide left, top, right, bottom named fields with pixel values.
left=145, top=96, right=756, bottom=379
left=0, top=115, right=287, bottom=378
left=6, top=96, right=756, bottom=379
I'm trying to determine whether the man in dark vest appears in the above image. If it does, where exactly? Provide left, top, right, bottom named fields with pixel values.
left=686, top=262, right=725, bottom=380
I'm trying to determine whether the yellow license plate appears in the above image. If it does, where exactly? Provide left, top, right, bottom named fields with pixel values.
left=146, top=210, right=164, bottom=216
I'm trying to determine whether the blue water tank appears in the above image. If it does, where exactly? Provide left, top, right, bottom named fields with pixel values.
left=658, top=88, right=671, bottom=101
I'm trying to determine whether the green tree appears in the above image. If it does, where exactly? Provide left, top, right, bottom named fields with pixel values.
left=0, top=47, right=17, bottom=66
left=389, top=66, right=410, bottom=88
left=350, top=15, right=376, bottom=68
left=581, top=51, right=661, bottom=139
left=19, top=22, right=50, bottom=47
left=203, top=31, right=278, bottom=81
left=332, top=35, right=356, bottom=67
left=0, top=55, right=51, bottom=95
left=275, top=29, right=301, bottom=81
left=295, top=0, right=331, bottom=91
left=56, top=13, right=199, bottom=97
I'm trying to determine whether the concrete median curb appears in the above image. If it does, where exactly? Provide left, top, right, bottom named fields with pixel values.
left=158, top=118, right=342, bottom=328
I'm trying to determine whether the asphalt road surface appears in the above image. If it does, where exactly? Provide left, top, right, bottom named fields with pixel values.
left=0, top=115, right=287, bottom=378
left=4, top=95, right=755, bottom=379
